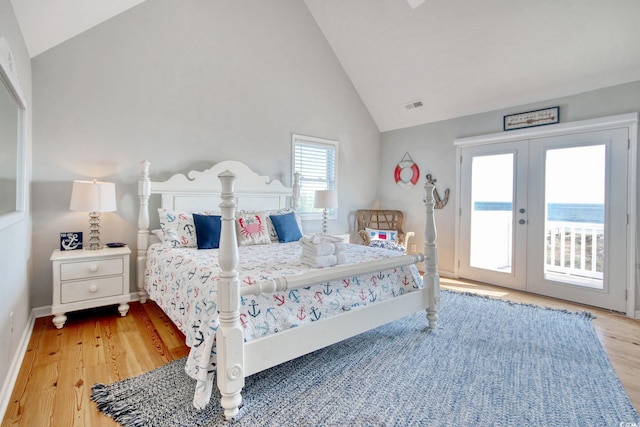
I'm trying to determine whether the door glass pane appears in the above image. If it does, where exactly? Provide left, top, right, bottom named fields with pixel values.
left=544, top=145, right=605, bottom=289
left=470, top=154, right=514, bottom=272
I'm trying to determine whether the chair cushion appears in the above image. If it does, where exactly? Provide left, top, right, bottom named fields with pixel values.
left=368, top=240, right=406, bottom=253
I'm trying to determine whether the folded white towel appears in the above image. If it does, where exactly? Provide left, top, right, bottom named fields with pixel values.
left=300, top=240, right=335, bottom=256
left=333, top=242, right=348, bottom=253
left=300, top=233, right=324, bottom=245
left=335, top=252, right=347, bottom=265
left=317, top=234, right=344, bottom=243
left=301, top=254, right=337, bottom=267
left=300, top=233, right=343, bottom=244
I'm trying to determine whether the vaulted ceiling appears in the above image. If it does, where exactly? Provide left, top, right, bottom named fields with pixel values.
left=10, top=0, right=640, bottom=131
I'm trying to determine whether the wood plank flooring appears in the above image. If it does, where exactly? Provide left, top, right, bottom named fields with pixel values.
left=2, top=278, right=639, bottom=426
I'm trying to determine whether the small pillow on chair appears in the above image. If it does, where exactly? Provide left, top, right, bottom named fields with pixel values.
left=269, top=212, right=303, bottom=243
left=193, top=214, right=222, bottom=249
left=365, top=228, right=398, bottom=243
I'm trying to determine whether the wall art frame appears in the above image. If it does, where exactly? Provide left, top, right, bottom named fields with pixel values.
left=503, top=106, right=559, bottom=131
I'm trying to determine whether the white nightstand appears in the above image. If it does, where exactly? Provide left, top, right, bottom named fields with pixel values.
left=50, top=246, right=131, bottom=329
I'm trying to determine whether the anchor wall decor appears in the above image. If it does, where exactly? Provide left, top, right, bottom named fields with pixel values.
left=394, top=152, right=420, bottom=188
left=425, top=174, right=449, bottom=209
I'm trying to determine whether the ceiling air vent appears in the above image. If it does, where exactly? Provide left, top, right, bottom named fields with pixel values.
left=404, top=100, right=424, bottom=110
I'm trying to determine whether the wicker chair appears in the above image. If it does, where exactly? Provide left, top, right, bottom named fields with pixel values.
left=356, top=209, right=414, bottom=249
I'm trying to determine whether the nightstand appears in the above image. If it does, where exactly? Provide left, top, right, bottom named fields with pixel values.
left=50, top=246, right=131, bottom=329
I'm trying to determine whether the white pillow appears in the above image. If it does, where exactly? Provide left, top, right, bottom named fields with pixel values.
left=157, top=209, right=217, bottom=248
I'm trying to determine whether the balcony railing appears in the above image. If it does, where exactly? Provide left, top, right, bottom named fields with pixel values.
left=545, top=221, right=604, bottom=286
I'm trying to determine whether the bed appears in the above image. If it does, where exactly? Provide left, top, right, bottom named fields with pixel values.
left=136, top=160, right=441, bottom=421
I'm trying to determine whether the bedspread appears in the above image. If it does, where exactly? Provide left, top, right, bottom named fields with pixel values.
left=144, top=241, right=422, bottom=408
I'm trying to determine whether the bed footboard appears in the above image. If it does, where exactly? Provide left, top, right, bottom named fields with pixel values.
left=423, top=180, right=440, bottom=329
left=214, top=170, right=440, bottom=420
left=216, top=171, right=244, bottom=420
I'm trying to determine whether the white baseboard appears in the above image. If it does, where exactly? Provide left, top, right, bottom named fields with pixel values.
left=0, top=310, right=35, bottom=423
left=438, top=269, right=454, bottom=279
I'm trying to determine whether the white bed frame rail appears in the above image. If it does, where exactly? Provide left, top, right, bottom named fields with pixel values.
left=137, top=160, right=440, bottom=421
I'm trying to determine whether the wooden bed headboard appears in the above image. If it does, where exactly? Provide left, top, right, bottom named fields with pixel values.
left=136, top=160, right=300, bottom=302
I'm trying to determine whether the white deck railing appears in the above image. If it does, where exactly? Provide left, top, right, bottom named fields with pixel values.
left=545, top=221, right=604, bottom=281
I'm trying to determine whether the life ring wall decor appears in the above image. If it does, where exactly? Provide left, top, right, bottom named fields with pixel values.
left=394, top=152, right=420, bottom=188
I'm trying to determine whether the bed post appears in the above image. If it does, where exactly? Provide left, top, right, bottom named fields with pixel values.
left=217, top=170, right=244, bottom=421
left=424, top=180, right=441, bottom=329
left=137, top=160, right=151, bottom=303
left=292, top=172, right=300, bottom=210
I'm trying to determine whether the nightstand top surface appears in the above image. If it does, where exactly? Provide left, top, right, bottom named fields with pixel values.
left=51, top=245, right=131, bottom=261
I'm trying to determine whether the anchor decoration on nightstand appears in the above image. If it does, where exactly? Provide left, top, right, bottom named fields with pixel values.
left=425, top=174, right=449, bottom=209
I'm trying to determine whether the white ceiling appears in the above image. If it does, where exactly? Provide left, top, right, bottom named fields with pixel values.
left=10, top=0, right=640, bottom=131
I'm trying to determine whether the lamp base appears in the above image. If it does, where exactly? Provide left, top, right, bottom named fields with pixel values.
left=87, top=211, right=102, bottom=250
left=321, top=209, right=329, bottom=235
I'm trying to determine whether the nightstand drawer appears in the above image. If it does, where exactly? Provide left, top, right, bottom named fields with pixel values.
left=61, top=276, right=124, bottom=304
left=60, top=258, right=123, bottom=281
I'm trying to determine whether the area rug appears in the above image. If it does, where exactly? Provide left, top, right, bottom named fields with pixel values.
left=91, top=291, right=640, bottom=426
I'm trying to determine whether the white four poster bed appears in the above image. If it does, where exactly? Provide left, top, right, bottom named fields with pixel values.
left=136, top=160, right=441, bottom=421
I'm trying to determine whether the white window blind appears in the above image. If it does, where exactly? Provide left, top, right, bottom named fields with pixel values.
left=292, top=134, right=337, bottom=216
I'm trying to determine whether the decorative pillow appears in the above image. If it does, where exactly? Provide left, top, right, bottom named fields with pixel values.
left=157, top=209, right=217, bottom=248
left=236, top=211, right=271, bottom=246
left=193, top=214, right=222, bottom=249
left=262, top=208, right=303, bottom=242
left=368, top=240, right=406, bottom=253
left=269, top=212, right=303, bottom=243
left=151, top=229, right=164, bottom=241
left=366, top=227, right=398, bottom=243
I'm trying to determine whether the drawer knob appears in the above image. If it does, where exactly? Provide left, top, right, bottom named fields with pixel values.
left=89, top=264, right=99, bottom=273
left=89, top=284, right=99, bottom=293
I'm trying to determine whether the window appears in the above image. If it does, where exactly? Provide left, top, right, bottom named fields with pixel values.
left=292, top=134, right=338, bottom=217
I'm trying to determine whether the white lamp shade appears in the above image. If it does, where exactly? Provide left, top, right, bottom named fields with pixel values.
left=314, top=190, right=338, bottom=209
left=70, top=180, right=117, bottom=213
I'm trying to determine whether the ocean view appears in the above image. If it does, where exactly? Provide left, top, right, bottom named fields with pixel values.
left=474, top=202, right=604, bottom=224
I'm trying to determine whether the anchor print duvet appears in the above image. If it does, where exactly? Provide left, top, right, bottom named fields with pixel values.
left=144, top=241, right=422, bottom=408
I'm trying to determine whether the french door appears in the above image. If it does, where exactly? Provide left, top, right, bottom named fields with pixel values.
left=456, top=118, right=635, bottom=313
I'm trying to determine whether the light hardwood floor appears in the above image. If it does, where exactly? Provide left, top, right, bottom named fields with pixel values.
left=2, top=278, right=639, bottom=426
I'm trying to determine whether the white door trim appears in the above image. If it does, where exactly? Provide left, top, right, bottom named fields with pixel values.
left=454, top=113, right=638, bottom=317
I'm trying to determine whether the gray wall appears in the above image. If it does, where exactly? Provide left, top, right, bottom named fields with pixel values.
left=0, top=0, right=32, bottom=406
left=380, top=80, right=640, bottom=309
left=30, top=0, right=381, bottom=309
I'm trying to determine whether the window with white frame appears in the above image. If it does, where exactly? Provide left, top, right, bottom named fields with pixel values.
left=292, top=134, right=338, bottom=217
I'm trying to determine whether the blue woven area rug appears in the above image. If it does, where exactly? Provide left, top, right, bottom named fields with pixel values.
left=91, top=291, right=640, bottom=426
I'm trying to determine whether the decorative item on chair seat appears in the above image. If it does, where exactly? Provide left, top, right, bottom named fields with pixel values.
left=394, top=152, right=420, bottom=188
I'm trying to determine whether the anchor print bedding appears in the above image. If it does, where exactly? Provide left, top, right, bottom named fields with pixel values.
left=144, top=241, right=423, bottom=406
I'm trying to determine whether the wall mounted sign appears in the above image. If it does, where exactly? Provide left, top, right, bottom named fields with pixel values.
left=394, top=152, right=420, bottom=188
left=503, top=106, right=559, bottom=131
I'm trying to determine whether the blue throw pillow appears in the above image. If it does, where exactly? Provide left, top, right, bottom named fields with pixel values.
left=269, top=212, right=303, bottom=243
left=193, top=214, right=222, bottom=249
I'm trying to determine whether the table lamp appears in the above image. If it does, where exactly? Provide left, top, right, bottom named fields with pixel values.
left=70, top=180, right=117, bottom=250
left=314, top=190, right=338, bottom=234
